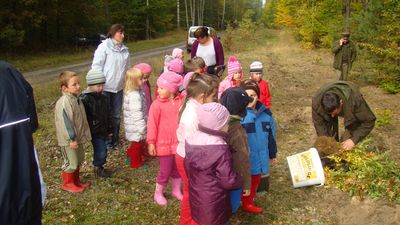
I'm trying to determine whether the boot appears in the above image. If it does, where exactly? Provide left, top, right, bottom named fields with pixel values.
left=61, top=172, right=84, bottom=193
left=171, top=178, right=183, bottom=201
left=257, top=175, right=269, bottom=192
left=242, top=203, right=263, bottom=214
left=74, top=167, right=90, bottom=188
left=154, top=183, right=167, bottom=206
left=94, top=166, right=112, bottom=178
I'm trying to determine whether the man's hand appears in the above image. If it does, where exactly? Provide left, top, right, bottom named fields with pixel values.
left=70, top=141, right=78, bottom=150
left=148, top=144, right=157, bottom=156
left=340, top=38, right=344, bottom=46
left=342, top=139, right=355, bottom=150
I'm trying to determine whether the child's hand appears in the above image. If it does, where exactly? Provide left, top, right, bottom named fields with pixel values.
left=242, top=189, right=251, bottom=197
left=270, top=158, right=277, bottom=166
left=70, top=141, right=78, bottom=150
left=148, top=144, right=156, bottom=156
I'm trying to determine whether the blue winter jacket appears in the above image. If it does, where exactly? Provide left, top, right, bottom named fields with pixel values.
left=241, top=102, right=277, bottom=175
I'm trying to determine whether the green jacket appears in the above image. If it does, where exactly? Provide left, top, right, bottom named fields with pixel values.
left=332, top=40, right=357, bottom=70
left=312, top=81, right=375, bottom=144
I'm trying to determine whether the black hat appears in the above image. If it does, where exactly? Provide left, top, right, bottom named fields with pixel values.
left=220, top=87, right=253, bottom=117
left=240, top=79, right=260, bottom=98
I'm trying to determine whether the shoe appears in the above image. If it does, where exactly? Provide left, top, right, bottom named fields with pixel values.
left=61, top=172, right=85, bottom=193
left=74, top=167, right=90, bottom=188
left=257, top=176, right=269, bottom=192
left=94, top=167, right=112, bottom=178
left=154, top=183, right=167, bottom=205
left=171, top=178, right=183, bottom=201
left=242, top=203, right=263, bottom=214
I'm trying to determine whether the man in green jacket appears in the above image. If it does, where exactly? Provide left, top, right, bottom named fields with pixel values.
left=312, top=81, right=375, bottom=150
left=332, top=32, right=357, bottom=81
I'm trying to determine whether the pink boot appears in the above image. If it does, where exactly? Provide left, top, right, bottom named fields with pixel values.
left=154, top=183, right=167, bottom=206
left=171, top=178, right=183, bottom=201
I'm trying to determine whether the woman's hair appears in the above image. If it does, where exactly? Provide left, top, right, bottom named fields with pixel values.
left=184, top=57, right=206, bottom=73
left=194, top=27, right=209, bottom=39
left=107, top=24, right=125, bottom=38
left=186, top=73, right=219, bottom=99
left=59, top=71, right=77, bottom=89
left=124, top=68, right=143, bottom=95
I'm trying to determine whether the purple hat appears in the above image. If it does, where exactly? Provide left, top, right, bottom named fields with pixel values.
left=167, top=58, right=184, bottom=75
left=197, top=103, right=230, bottom=131
left=133, top=63, right=152, bottom=74
left=156, top=71, right=183, bottom=93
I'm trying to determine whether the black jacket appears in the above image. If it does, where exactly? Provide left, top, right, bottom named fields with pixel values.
left=0, top=61, right=42, bottom=225
left=79, top=90, right=113, bottom=137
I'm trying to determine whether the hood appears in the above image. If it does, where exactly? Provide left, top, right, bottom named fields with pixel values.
left=185, top=142, right=228, bottom=170
left=105, top=38, right=128, bottom=52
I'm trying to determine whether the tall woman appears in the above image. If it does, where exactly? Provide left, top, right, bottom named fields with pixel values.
left=91, top=24, right=130, bottom=149
left=191, top=27, right=224, bottom=76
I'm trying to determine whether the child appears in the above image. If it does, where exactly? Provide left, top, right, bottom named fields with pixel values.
left=176, top=73, right=220, bottom=225
left=80, top=69, right=113, bottom=178
left=240, top=79, right=278, bottom=214
left=123, top=68, right=148, bottom=169
left=185, top=103, right=241, bottom=225
left=218, top=56, right=243, bottom=99
left=133, top=63, right=153, bottom=115
left=249, top=61, right=271, bottom=108
left=147, top=71, right=184, bottom=205
left=220, top=87, right=252, bottom=213
left=184, top=57, right=207, bottom=74
left=55, top=71, right=91, bottom=193
left=155, top=58, right=184, bottom=98
left=163, top=48, right=184, bottom=73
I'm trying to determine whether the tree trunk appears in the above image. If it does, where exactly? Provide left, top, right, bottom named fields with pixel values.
left=184, top=0, right=189, bottom=29
left=177, top=0, right=180, bottom=28
left=146, top=0, right=150, bottom=40
left=221, top=0, right=226, bottom=29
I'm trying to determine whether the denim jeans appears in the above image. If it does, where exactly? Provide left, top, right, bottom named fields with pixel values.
left=91, top=136, right=108, bottom=167
left=103, top=90, right=123, bottom=147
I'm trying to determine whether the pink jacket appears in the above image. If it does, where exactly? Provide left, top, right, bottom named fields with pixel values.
left=147, top=94, right=184, bottom=156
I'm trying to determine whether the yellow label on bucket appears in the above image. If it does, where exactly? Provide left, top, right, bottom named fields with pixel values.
left=292, top=151, right=317, bottom=182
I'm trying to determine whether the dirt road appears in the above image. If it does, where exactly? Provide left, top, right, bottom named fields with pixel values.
left=23, top=42, right=184, bottom=84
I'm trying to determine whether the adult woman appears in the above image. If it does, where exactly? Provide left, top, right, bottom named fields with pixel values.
left=91, top=24, right=130, bottom=149
left=191, top=27, right=224, bottom=76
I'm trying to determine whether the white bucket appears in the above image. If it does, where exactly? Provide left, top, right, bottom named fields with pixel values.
left=286, top=148, right=325, bottom=188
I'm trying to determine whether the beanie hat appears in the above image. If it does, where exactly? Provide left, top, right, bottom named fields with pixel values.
left=220, top=87, right=252, bottom=117
left=156, top=71, right=183, bottom=93
left=227, top=56, right=242, bottom=79
left=197, top=102, right=230, bottom=131
left=167, top=58, right=184, bottom=75
left=172, top=48, right=183, bottom=59
left=134, top=63, right=152, bottom=75
left=86, top=69, right=106, bottom=85
left=240, top=79, right=260, bottom=97
left=181, top=72, right=195, bottom=97
left=249, top=61, right=263, bottom=73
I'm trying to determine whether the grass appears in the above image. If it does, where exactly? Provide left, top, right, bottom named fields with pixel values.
left=2, top=29, right=186, bottom=73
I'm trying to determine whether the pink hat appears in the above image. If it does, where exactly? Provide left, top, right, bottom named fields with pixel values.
left=167, top=58, right=184, bottom=75
left=181, top=72, right=195, bottom=97
left=133, top=63, right=152, bottom=74
left=172, top=48, right=183, bottom=59
left=227, top=56, right=242, bottom=79
left=156, top=71, right=183, bottom=93
left=197, top=103, right=230, bottom=131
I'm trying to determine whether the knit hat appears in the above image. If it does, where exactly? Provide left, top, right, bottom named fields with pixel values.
left=197, top=102, right=230, bottom=131
left=249, top=61, right=263, bottom=73
left=220, top=87, right=252, bottom=117
left=167, top=58, right=184, bottom=75
left=172, top=48, right=183, bottom=59
left=240, top=79, right=260, bottom=97
left=181, top=72, right=195, bottom=96
left=133, top=63, right=152, bottom=74
left=227, top=56, right=242, bottom=79
left=156, top=71, right=183, bottom=93
left=86, top=69, right=106, bottom=85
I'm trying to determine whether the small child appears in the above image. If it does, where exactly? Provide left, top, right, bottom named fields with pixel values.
left=176, top=73, right=220, bottom=225
left=185, top=103, right=241, bottom=225
left=249, top=61, right=271, bottom=108
left=218, top=56, right=243, bottom=99
left=80, top=69, right=113, bottom=178
left=220, top=87, right=252, bottom=214
left=163, top=48, right=184, bottom=73
left=55, top=71, right=91, bottom=193
left=133, top=63, right=153, bottom=115
left=155, top=58, right=184, bottom=98
left=147, top=71, right=184, bottom=205
left=240, top=79, right=278, bottom=214
left=123, top=68, right=148, bottom=169
left=184, top=57, right=207, bottom=74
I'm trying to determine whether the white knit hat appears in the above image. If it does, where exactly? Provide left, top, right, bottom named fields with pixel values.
left=249, top=61, right=263, bottom=73
left=86, top=69, right=106, bottom=85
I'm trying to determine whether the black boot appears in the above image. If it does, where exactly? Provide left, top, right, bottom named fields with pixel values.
left=94, top=166, right=112, bottom=178
left=257, top=175, right=270, bottom=192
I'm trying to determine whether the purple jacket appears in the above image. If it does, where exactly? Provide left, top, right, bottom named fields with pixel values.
left=184, top=126, right=241, bottom=225
left=141, top=81, right=152, bottom=115
left=191, top=37, right=225, bottom=68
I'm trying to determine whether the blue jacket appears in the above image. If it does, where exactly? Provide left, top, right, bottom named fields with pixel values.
left=241, top=102, right=277, bottom=175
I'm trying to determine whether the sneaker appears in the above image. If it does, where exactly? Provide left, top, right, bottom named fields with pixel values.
left=94, top=167, right=112, bottom=178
